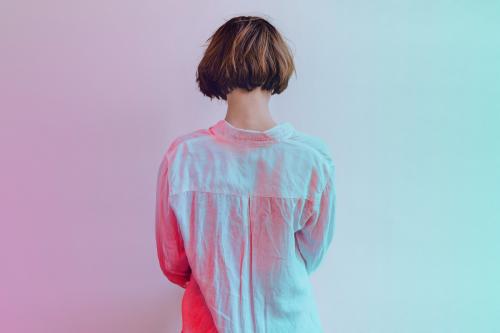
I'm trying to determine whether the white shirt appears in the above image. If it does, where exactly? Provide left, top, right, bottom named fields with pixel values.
left=155, top=119, right=336, bottom=333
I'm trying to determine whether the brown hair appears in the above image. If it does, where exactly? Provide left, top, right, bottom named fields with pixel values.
left=196, top=15, right=296, bottom=101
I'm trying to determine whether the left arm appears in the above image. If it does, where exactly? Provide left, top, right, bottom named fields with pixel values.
left=155, top=154, right=191, bottom=288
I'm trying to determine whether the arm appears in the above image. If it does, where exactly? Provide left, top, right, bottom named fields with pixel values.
left=155, top=153, right=191, bottom=288
left=295, top=163, right=336, bottom=275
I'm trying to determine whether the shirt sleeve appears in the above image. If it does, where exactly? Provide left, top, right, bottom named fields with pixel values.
left=295, top=163, right=336, bottom=275
left=155, top=153, right=191, bottom=288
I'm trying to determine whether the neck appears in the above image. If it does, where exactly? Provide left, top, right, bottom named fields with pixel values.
left=225, top=87, right=277, bottom=131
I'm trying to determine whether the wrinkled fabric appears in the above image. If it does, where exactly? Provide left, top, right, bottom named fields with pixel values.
left=155, top=119, right=336, bottom=333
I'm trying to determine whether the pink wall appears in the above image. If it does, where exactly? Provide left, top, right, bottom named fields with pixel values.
left=1, top=1, right=203, bottom=331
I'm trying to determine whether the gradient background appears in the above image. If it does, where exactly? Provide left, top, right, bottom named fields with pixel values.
left=1, top=1, right=499, bottom=332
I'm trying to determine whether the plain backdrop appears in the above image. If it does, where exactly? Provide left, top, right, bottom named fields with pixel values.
left=1, top=0, right=499, bottom=332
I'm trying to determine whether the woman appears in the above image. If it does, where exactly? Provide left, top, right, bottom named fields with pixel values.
left=155, top=15, right=336, bottom=333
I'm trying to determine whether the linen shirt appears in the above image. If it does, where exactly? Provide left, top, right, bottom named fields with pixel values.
left=155, top=118, right=336, bottom=333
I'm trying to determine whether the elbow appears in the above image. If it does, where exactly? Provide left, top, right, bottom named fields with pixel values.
left=163, top=268, right=191, bottom=289
left=157, top=254, right=191, bottom=288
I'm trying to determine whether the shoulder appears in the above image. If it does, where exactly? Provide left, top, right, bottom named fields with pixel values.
left=158, top=128, right=210, bottom=168
left=287, top=129, right=335, bottom=168
left=287, top=129, right=336, bottom=196
left=164, top=128, right=210, bottom=156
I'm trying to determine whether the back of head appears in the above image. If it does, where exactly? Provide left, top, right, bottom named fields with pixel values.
left=196, top=15, right=296, bottom=101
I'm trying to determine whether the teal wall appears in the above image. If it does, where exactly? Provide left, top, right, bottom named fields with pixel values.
left=292, top=2, right=500, bottom=332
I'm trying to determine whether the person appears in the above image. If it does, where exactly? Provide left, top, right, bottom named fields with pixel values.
left=155, top=15, right=336, bottom=333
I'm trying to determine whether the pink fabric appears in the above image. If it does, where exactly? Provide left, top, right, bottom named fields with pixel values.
left=155, top=119, right=336, bottom=333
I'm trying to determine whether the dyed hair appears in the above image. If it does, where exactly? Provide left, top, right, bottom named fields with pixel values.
left=196, top=15, right=296, bottom=101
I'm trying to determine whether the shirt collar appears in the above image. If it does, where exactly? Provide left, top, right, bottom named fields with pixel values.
left=210, top=119, right=295, bottom=143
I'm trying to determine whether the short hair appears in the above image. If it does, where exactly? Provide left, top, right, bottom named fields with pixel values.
left=196, top=15, right=296, bottom=101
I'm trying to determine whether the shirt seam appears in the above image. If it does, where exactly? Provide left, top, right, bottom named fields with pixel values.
left=169, top=189, right=315, bottom=202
